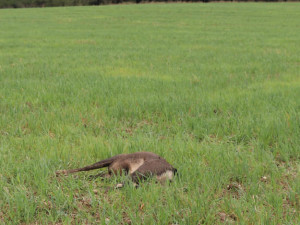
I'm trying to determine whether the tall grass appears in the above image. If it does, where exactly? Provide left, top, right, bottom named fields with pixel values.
left=0, top=3, right=299, bottom=224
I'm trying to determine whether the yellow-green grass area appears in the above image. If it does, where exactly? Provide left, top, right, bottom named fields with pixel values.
left=0, top=3, right=299, bottom=224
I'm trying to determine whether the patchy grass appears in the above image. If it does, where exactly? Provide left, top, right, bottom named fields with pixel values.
left=0, top=3, right=299, bottom=224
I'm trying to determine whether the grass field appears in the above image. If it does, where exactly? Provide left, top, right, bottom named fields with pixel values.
left=0, top=2, right=299, bottom=224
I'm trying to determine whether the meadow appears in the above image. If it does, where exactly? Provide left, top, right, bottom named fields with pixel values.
left=0, top=3, right=299, bottom=224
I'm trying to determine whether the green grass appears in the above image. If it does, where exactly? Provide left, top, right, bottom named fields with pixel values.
left=0, top=2, right=299, bottom=224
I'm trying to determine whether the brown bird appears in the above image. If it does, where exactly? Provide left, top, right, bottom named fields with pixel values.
left=56, top=152, right=177, bottom=187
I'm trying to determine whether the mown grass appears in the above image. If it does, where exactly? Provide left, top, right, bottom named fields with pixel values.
left=0, top=3, right=299, bottom=224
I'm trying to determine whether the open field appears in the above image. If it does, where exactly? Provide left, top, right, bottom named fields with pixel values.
left=0, top=3, right=299, bottom=224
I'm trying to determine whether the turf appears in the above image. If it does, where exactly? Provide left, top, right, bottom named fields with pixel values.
left=0, top=3, right=299, bottom=224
